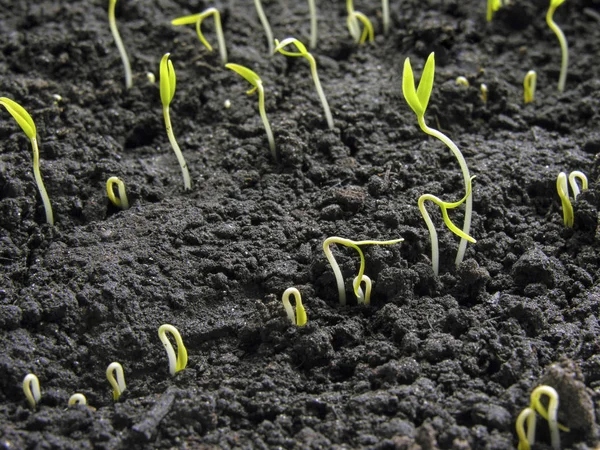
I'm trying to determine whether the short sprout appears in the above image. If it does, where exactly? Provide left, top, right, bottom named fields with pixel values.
left=106, top=176, right=129, bottom=209
left=172, top=8, right=227, bottom=65
left=354, top=274, right=372, bottom=305
left=455, top=76, right=470, bottom=87
left=521, top=385, right=569, bottom=450
left=23, top=373, right=41, bottom=409
left=516, top=407, right=537, bottom=450
left=158, top=324, right=188, bottom=376
left=108, top=0, right=132, bottom=89
left=346, top=0, right=375, bottom=44
left=557, top=171, right=588, bottom=227
left=106, top=362, right=126, bottom=401
left=524, top=70, right=537, bottom=103
left=147, top=72, right=156, bottom=84
left=281, top=287, right=307, bottom=326
left=68, top=393, right=87, bottom=406
left=546, top=0, right=568, bottom=92
left=480, top=83, right=488, bottom=103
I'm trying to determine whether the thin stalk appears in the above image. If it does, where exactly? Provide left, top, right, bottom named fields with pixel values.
left=256, top=85, right=276, bottom=160
left=306, top=54, right=334, bottom=129
left=382, top=0, right=390, bottom=34
left=108, top=0, right=132, bottom=89
left=254, top=0, right=274, bottom=54
left=31, top=138, right=54, bottom=225
left=308, top=0, right=318, bottom=49
left=163, top=106, right=191, bottom=190
left=546, top=4, right=568, bottom=92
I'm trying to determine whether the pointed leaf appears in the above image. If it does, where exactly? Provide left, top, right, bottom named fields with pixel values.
left=225, top=63, right=261, bottom=89
left=402, top=58, right=423, bottom=117
left=171, top=13, right=203, bottom=26
left=0, top=97, right=36, bottom=139
left=160, top=53, right=176, bottom=107
left=417, top=53, right=435, bottom=113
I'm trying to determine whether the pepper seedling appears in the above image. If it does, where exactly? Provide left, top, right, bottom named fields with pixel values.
left=158, top=324, right=188, bottom=376
left=172, top=8, right=227, bottom=65
left=108, top=0, right=132, bottom=89
left=323, top=236, right=403, bottom=305
left=402, top=53, right=475, bottom=274
left=106, top=176, right=129, bottom=209
left=274, top=37, right=334, bottom=130
left=68, top=393, right=87, bottom=406
left=1, top=97, right=54, bottom=225
left=546, top=0, right=568, bottom=92
left=524, top=70, right=537, bottom=103
left=281, top=287, right=307, bottom=326
left=22, top=373, right=41, bottom=409
left=346, top=0, right=374, bottom=44
left=160, top=53, right=191, bottom=190
left=254, top=0, right=274, bottom=54
left=557, top=171, right=588, bottom=227
left=106, top=362, right=126, bottom=401
left=226, top=63, right=276, bottom=160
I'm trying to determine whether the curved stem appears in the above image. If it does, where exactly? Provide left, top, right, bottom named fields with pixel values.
left=31, top=138, right=54, bottom=225
left=418, top=196, right=440, bottom=275
left=163, top=106, right=191, bottom=190
left=307, top=55, right=334, bottom=129
left=546, top=6, right=568, bottom=92
left=108, top=0, right=132, bottom=89
left=257, top=85, right=276, bottom=160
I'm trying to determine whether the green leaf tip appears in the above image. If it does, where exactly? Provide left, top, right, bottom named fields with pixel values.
left=160, top=53, right=176, bottom=108
left=402, top=53, right=435, bottom=118
left=274, top=37, right=308, bottom=56
left=550, top=0, right=566, bottom=8
left=226, top=63, right=262, bottom=94
left=0, top=97, right=36, bottom=139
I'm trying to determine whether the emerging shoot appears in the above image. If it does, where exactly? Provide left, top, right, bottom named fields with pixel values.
left=546, top=0, right=568, bottom=92
left=172, top=8, right=227, bottom=65
left=308, top=0, right=318, bottom=49
left=23, top=374, right=41, bottom=409
left=106, top=362, right=126, bottom=401
left=108, top=0, right=132, bottom=89
left=346, top=0, right=375, bottom=44
left=68, top=393, right=87, bottom=406
left=455, top=76, right=470, bottom=87
left=323, top=236, right=403, bottom=305
left=274, top=37, right=334, bottom=130
left=226, top=63, right=276, bottom=160
left=516, top=407, right=537, bottom=450
left=480, top=83, right=488, bottom=103
left=158, top=324, right=188, bottom=376
left=557, top=171, right=588, bottom=227
left=254, top=0, right=275, bottom=54
left=281, top=287, right=307, bottom=326
left=160, top=53, right=191, bottom=190
left=354, top=274, right=372, bottom=305
left=402, top=53, right=474, bottom=273
left=1, top=97, right=54, bottom=225
left=524, top=70, right=537, bottom=103
left=106, top=176, right=129, bottom=209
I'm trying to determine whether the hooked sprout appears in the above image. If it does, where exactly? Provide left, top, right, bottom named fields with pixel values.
left=308, top=0, right=318, bottom=49
left=282, top=287, right=307, bottom=326
left=158, top=324, right=188, bottom=376
left=516, top=407, right=537, bottom=450
left=23, top=374, right=41, bottom=409
left=1, top=97, right=54, bottom=225
left=557, top=171, right=588, bottom=227
left=354, top=274, right=372, bottom=305
left=402, top=53, right=474, bottom=272
left=68, top=393, right=87, bottom=406
left=172, top=8, right=227, bottom=65
left=106, top=176, right=129, bottom=209
left=226, top=63, right=276, bottom=160
left=455, top=76, right=470, bottom=87
left=346, top=0, right=375, bottom=44
left=524, top=70, right=537, bottom=103
left=274, top=37, right=334, bottom=130
left=254, top=0, right=275, bottom=54
left=160, top=53, right=191, bottom=190
left=546, top=0, right=568, bottom=92
left=108, top=0, right=132, bottom=89
left=323, top=236, right=403, bottom=305
left=106, top=362, right=126, bottom=401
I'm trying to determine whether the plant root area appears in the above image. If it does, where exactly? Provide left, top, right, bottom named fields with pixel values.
left=1, top=0, right=600, bottom=448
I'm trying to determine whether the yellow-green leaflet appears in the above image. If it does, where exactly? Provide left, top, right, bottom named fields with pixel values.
left=225, top=63, right=261, bottom=94
left=402, top=53, right=435, bottom=118
left=417, top=53, right=435, bottom=113
left=0, top=97, right=36, bottom=139
left=550, top=0, right=566, bottom=8
left=160, top=54, right=176, bottom=108
left=171, top=13, right=204, bottom=25
left=274, top=37, right=308, bottom=57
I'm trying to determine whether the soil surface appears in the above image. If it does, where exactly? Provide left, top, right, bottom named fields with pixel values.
left=1, top=0, right=600, bottom=448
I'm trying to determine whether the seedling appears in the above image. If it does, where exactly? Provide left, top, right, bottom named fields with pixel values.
left=108, top=0, right=132, bottom=89
left=354, top=274, right=372, bottom=305
left=557, top=171, right=588, bottom=227
left=308, top=0, right=318, bottom=48
left=382, top=0, right=390, bottom=34
left=524, top=70, right=537, bottom=103
left=106, top=176, right=129, bottom=209
left=480, top=83, right=488, bottom=103
left=68, top=393, right=87, bottom=406
left=323, top=236, right=403, bottom=305
left=455, top=76, right=470, bottom=87
left=274, top=38, right=334, bottom=130
left=546, top=0, right=568, bottom=92
left=282, top=287, right=307, bottom=326
left=172, top=8, right=227, bottom=65
left=22, top=373, right=41, bottom=409
left=346, top=0, right=374, bottom=44
left=402, top=53, right=474, bottom=272
left=106, top=362, right=126, bottom=401
left=254, top=0, right=275, bottom=54
left=226, top=63, right=276, bottom=160
left=1, top=97, right=54, bottom=225
left=516, top=407, right=537, bottom=450
left=160, top=53, right=191, bottom=190
left=158, top=324, right=188, bottom=376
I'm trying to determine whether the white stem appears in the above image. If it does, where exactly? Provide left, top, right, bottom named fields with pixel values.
left=108, top=0, right=132, bottom=89
left=308, top=0, right=318, bottom=49
left=254, top=0, right=274, bottom=54
left=163, top=106, right=191, bottom=190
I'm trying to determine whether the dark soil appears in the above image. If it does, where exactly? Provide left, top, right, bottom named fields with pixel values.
left=2, top=0, right=600, bottom=448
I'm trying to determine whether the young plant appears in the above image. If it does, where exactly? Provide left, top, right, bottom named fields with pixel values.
left=382, top=0, right=390, bottom=34
left=106, top=176, right=129, bottom=209
left=354, top=274, right=371, bottom=305
left=106, top=362, right=126, bottom=401
left=524, top=70, right=537, bottom=103
left=68, top=393, right=87, bottom=406
left=172, top=8, right=227, bottom=65
left=1, top=97, right=54, bottom=225
left=516, top=407, right=537, bottom=450
left=22, top=373, right=41, bottom=409
left=308, top=0, right=318, bottom=49
left=346, top=0, right=374, bottom=44
left=160, top=53, right=191, bottom=190
left=402, top=53, right=475, bottom=273
left=455, top=76, right=470, bottom=87
left=546, top=0, right=568, bottom=92
left=158, top=324, right=188, bottom=376
left=226, top=63, right=276, bottom=160
left=274, top=38, right=334, bottom=130
left=108, top=0, right=132, bottom=89
left=480, top=83, right=488, bottom=103
left=323, top=236, right=403, bottom=305
left=557, top=171, right=588, bottom=227
left=254, top=0, right=275, bottom=54
left=282, top=287, right=307, bottom=326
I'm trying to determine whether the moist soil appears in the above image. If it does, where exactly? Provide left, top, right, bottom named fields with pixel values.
left=1, top=0, right=600, bottom=448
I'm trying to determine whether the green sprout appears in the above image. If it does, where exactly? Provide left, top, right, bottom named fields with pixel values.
left=308, top=0, right=318, bottom=49
left=516, top=407, right=536, bottom=450
left=106, top=176, right=129, bottom=209
left=108, top=0, right=132, bottom=89
left=524, top=70, right=537, bottom=103
left=455, top=76, right=470, bottom=87
left=557, top=171, right=588, bottom=227
left=354, top=274, right=372, bottom=304
left=226, top=63, right=276, bottom=160
left=282, top=287, right=307, bottom=326
left=346, top=0, right=374, bottom=44
left=382, top=0, right=390, bottom=34
left=68, top=393, right=87, bottom=407
left=274, top=38, right=334, bottom=130
left=480, top=83, right=488, bottom=103
left=487, top=0, right=510, bottom=21
left=323, top=236, right=403, bottom=305
left=158, top=324, right=188, bottom=376
left=22, top=373, right=41, bottom=409
left=402, top=53, right=475, bottom=274
left=160, top=53, right=191, bottom=190
left=106, top=362, right=126, bottom=401
left=172, top=8, right=227, bottom=65
left=1, top=97, right=54, bottom=225
left=546, top=0, right=568, bottom=92
left=254, top=0, right=274, bottom=54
